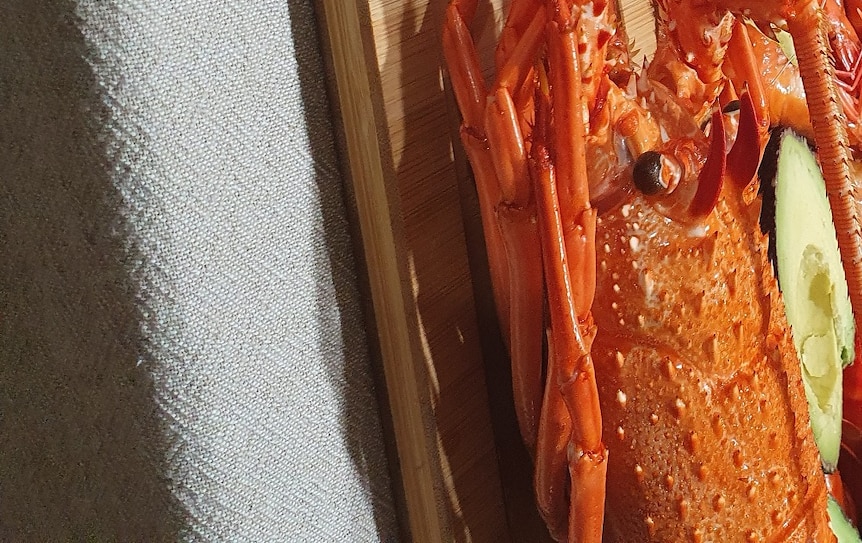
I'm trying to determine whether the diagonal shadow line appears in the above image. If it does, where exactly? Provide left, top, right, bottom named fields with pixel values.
left=0, top=3, right=182, bottom=540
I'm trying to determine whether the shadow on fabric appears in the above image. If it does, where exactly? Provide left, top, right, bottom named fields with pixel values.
left=287, top=2, right=401, bottom=541
left=0, top=3, right=182, bottom=540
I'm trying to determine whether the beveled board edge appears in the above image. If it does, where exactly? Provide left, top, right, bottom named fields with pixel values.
left=313, top=1, right=453, bottom=541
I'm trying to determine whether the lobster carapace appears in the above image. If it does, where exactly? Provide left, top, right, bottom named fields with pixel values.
left=442, top=0, right=862, bottom=540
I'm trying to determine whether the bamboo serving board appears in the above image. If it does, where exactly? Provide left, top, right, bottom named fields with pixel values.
left=315, top=1, right=657, bottom=541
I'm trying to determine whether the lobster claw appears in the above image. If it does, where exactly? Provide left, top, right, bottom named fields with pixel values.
left=688, top=110, right=727, bottom=220
left=726, top=91, right=764, bottom=197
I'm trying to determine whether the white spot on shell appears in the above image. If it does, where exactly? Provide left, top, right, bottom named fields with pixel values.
left=674, top=398, right=686, bottom=418
left=629, top=236, right=640, bottom=252
left=686, top=431, right=700, bottom=453
left=617, top=390, right=627, bottom=408
left=747, top=483, right=757, bottom=499
left=678, top=499, right=689, bottom=520
left=641, top=271, right=656, bottom=304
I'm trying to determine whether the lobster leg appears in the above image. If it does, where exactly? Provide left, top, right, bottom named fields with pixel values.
left=487, top=86, right=546, bottom=451
left=547, top=4, right=598, bottom=316
left=530, top=9, right=607, bottom=542
left=442, top=0, right=547, bottom=451
left=442, top=1, right=509, bottom=329
left=534, top=324, right=574, bottom=541
left=532, top=86, right=607, bottom=543
left=824, top=0, right=862, bottom=75
left=496, top=0, right=540, bottom=76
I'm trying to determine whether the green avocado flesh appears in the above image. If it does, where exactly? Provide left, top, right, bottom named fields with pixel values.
left=775, top=27, right=798, bottom=67
left=774, top=130, right=855, bottom=471
left=828, top=496, right=862, bottom=542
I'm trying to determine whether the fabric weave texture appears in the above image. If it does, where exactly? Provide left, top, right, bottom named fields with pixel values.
left=1, top=2, right=398, bottom=541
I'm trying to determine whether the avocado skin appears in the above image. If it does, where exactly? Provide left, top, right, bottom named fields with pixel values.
left=757, top=128, right=782, bottom=274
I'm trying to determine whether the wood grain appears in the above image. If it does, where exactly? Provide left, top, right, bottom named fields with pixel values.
left=619, top=0, right=657, bottom=66
left=316, top=1, right=510, bottom=541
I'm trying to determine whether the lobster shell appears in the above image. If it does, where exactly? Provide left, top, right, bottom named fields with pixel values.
left=591, top=187, right=833, bottom=541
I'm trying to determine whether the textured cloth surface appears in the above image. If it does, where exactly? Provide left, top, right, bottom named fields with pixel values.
left=2, top=2, right=398, bottom=541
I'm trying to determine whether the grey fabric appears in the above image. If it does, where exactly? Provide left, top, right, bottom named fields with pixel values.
left=2, top=1, right=398, bottom=541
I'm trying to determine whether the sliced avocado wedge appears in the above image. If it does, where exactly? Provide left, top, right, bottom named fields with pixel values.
left=774, top=129, right=855, bottom=471
left=775, top=27, right=798, bottom=68
left=828, top=495, right=862, bottom=542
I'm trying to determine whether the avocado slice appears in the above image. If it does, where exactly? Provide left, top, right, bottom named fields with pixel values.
left=828, top=495, right=862, bottom=542
left=775, top=27, right=798, bottom=68
left=774, top=129, right=855, bottom=471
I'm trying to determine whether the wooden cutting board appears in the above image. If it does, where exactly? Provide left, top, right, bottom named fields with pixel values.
left=314, top=1, right=657, bottom=541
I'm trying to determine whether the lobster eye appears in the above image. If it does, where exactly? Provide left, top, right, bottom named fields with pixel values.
left=633, top=150, right=667, bottom=195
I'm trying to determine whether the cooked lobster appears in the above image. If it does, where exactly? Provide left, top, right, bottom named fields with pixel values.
left=443, top=0, right=862, bottom=540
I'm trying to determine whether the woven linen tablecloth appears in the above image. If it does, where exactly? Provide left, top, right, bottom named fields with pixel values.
left=2, top=2, right=398, bottom=540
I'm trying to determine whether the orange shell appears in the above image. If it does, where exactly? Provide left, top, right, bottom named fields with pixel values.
left=591, top=187, right=834, bottom=542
